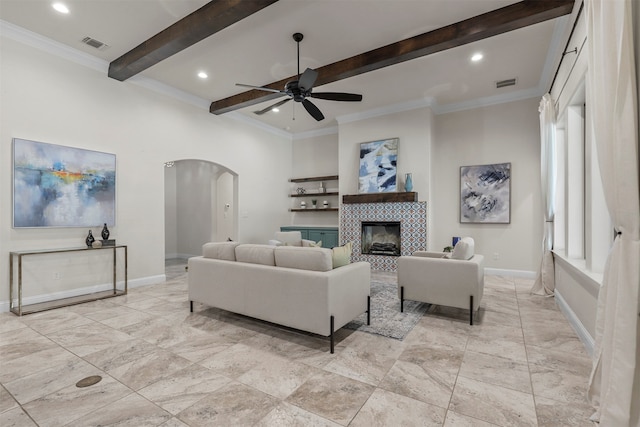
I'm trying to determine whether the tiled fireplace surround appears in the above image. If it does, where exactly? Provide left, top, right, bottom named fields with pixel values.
left=340, top=200, right=427, bottom=271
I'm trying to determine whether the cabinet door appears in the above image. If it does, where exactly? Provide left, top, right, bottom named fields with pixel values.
left=308, top=229, right=338, bottom=248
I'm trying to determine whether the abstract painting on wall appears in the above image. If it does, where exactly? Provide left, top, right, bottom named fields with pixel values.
left=358, top=138, right=398, bottom=193
left=460, top=162, right=511, bottom=223
left=13, top=138, right=116, bottom=228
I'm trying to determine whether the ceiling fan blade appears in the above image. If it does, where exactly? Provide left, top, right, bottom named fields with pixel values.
left=236, top=83, right=282, bottom=94
left=302, top=99, right=325, bottom=121
left=253, top=98, right=291, bottom=115
left=298, top=68, right=318, bottom=90
left=310, top=92, right=363, bottom=102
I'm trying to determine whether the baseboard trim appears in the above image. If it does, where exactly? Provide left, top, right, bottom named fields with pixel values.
left=555, top=289, right=595, bottom=357
left=484, top=268, right=536, bottom=279
left=0, top=274, right=166, bottom=313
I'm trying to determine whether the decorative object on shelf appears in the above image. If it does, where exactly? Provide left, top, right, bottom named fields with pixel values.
left=12, top=138, right=116, bottom=228
left=101, top=239, right=116, bottom=247
left=323, top=200, right=329, bottom=208
left=443, top=246, right=453, bottom=253
left=92, top=240, right=103, bottom=248
left=358, top=138, right=398, bottom=194
left=319, top=181, right=326, bottom=193
left=85, top=230, right=95, bottom=247
left=311, top=199, right=317, bottom=208
left=296, top=187, right=306, bottom=195
left=452, top=236, right=461, bottom=246
left=404, top=173, right=413, bottom=192
left=460, top=162, right=511, bottom=223
left=101, top=223, right=110, bottom=240
left=300, top=201, right=307, bottom=209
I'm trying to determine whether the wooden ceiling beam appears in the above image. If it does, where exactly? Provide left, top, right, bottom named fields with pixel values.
left=108, top=0, right=279, bottom=81
left=209, top=0, right=574, bottom=115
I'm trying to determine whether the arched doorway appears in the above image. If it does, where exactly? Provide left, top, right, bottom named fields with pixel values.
left=164, top=159, right=237, bottom=260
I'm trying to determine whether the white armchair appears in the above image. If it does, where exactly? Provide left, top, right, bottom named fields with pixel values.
left=397, top=242, right=485, bottom=325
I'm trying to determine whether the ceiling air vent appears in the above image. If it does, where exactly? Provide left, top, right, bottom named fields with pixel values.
left=496, top=78, right=517, bottom=89
left=81, top=36, right=110, bottom=51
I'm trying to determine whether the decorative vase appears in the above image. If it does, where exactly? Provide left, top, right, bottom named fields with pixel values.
left=404, top=173, right=413, bottom=192
left=101, top=223, right=110, bottom=240
left=319, top=182, right=326, bottom=193
left=85, top=230, right=95, bottom=247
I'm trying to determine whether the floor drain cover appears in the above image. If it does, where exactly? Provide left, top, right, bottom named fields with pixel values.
left=76, top=375, right=102, bottom=388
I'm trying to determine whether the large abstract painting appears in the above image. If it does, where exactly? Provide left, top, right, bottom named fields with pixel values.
left=358, top=138, right=398, bottom=193
left=460, top=162, right=511, bottom=223
left=13, top=138, right=116, bottom=228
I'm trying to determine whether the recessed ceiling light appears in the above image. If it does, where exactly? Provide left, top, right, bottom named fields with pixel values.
left=471, top=53, right=483, bottom=62
left=52, top=2, right=69, bottom=14
left=272, top=107, right=280, bottom=113
left=197, top=71, right=208, bottom=79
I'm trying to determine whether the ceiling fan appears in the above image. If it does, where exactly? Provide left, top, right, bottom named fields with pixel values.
left=236, top=33, right=363, bottom=121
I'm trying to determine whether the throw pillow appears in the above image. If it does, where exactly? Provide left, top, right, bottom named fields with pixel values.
left=451, top=237, right=474, bottom=260
left=332, top=242, right=353, bottom=268
left=302, top=240, right=322, bottom=248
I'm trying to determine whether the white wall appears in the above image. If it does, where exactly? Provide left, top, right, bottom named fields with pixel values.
left=289, top=132, right=340, bottom=227
left=1, top=34, right=292, bottom=306
left=164, top=165, right=178, bottom=258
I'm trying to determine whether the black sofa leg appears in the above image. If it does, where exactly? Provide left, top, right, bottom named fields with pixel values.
left=190, top=301, right=193, bottom=313
left=400, top=286, right=404, bottom=312
left=469, top=295, right=473, bottom=325
left=367, top=296, right=371, bottom=325
left=330, top=315, right=335, bottom=354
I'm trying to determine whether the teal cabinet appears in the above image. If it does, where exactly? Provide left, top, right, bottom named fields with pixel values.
left=280, top=226, right=339, bottom=248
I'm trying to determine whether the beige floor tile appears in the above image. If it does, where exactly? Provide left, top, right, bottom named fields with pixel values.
left=444, top=410, right=501, bottom=426
left=286, top=370, right=375, bottom=425
left=65, top=392, right=172, bottom=426
left=21, top=375, right=132, bottom=427
left=106, top=348, right=193, bottom=391
left=526, top=344, right=592, bottom=377
left=0, top=385, right=18, bottom=413
left=19, top=310, right=94, bottom=335
left=404, top=318, right=470, bottom=352
left=5, top=356, right=102, bottom=404
left=198, top=342, right=280, bottom=378
left=449, top=376, right=537, bottom=427
left=138, top=364, right=231, bottom=415
left=458, top=350, right=532, bottom=393
left=0, top=314, right=28, bottom=334
left=534, top=395, right=594, bottom=426
left=399, top=344, right=464, bottom=385
left=523, top=324, right=587, bottom=354
left=0, top=328, right=59, bottom=362
left=256, top=402, right=342, bottom=426
left=350, top=388, right=446, bottom=426
left=0, top=406, right=38, bottom=427
left=238, top=355, right=320, bottom=399
left=83, top=338, right=158, bottom=371
left=177, top=382, right=279, bottom=426
left=378, top=359, right=454, bottom=408
left=159, top=418, right=190, bottom=427
left=530, top=364, right=590, bottom=405
left=0, top=346, right=79, bottom=383
left=466, top=323, right=528, bottom=363
left=46, top=321, right=132, bottom=357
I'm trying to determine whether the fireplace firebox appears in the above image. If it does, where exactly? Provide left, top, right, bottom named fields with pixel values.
left=361, top=222, right=401, bottom=256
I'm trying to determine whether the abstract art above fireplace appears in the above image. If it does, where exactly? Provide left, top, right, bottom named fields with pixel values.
left=341, top=201, right=427, bottom=271
left=358, top=138, right=398, bottom=194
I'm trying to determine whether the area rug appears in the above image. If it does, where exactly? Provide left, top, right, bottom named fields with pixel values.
left=344, top=280, right=429, bottom=340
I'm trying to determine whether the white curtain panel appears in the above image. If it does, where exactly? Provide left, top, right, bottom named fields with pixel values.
left=531, top=93, right=557, bottom=296
left=585, top=0, right=640, bottom=425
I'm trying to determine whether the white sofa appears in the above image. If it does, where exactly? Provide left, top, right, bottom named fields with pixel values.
left=397, top=238, right=485, bottom=325
left=188, top=242, right=371, bottom=352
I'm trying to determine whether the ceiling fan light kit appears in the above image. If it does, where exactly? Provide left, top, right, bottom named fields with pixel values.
left=237, top=33, right=362, bottom=121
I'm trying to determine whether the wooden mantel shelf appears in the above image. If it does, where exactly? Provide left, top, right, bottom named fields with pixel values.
left=342, top=192, right=418, bottom=204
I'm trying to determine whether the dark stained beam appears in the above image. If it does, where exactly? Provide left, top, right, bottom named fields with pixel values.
left=210, top=0, right=574, bottom=115
left=108, top=0, right=279, bottom=81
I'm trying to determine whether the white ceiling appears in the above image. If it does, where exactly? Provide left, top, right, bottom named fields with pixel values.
left=0, top=0, right=574, bottom=137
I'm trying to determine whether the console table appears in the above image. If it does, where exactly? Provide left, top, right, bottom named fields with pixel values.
left=9, top=245, right=127, bottom=316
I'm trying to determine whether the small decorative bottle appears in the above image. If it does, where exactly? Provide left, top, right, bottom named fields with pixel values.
left=319, top=181, right=326, bottom=193
left=85, top=230, right=95, bottom=247
left=101, top=223, right=110, bottom=240
left=404, top=173, right=414, bottom=192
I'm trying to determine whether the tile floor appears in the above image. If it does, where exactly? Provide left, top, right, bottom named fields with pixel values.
left=1, top=260, right=595, bottom=426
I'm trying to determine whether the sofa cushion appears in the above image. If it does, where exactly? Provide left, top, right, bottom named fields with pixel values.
left=332, top=242, right=353, bottom=268
left=202, top=242, right=241, bottom=261
left=274, top=231, right=303, bottom=246
left=235, top=244, right=276, bottom=266
left=274, top=246, right=333, bottom=272
left=302, top=240, right=322, bottom=247
left=451, top=237, right=474, bottom=260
